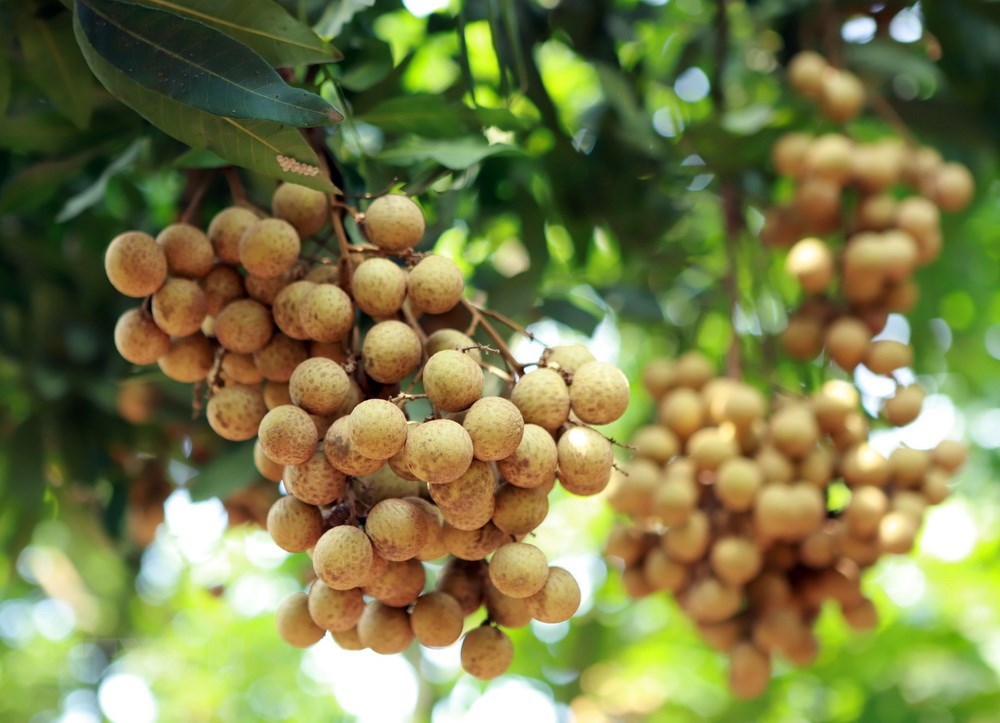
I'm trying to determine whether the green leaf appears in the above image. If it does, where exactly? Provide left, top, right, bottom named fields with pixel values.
left=187, top=442, right=257, bottom=501
left=56, top=137, right=146, bottom=222
left=15, top=8, right=95, bottom=128
left=173, top=147, right=229, bottom=168
left=0, top=152, right=97, bottom=213
left=337, top=36, right=393, bottom=92
left=475, top=106, right=531, bottom=131
left=129, top=0, right=341, bottom=66
left=0, top=112, right=84, bottom=153
left=75, top=0, right=342, bottom=126
left=375, top=137, right=520, bottom=170
left=0, top=44, right=11, bottom=118
left=74, top=17, right=336, bottom=192
left=314, top=0, right=375, bottom=40
left=357, top=95, right=478, bottom=138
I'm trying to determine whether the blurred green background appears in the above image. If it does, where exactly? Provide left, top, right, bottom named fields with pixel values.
left=2, top=0, right=999, bottom=721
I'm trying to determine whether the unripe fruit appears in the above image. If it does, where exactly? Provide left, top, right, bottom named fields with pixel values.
left=523, top=566, right=580, bottom=623
left=425, top=328, right=481, bottom=364
left=569, top=361, right=630, bottom=425
left=253, top=333, right=309, bottom=382
left=489, top=542, right=548, bottom=598
left=105, top=231, right=168, bottom=297
left=510, top=368, right=570, bottom=432
left=557, top=426, right=613, bottom=496
left=207, top=384, right=267, bottom=441
left=492, top=483, right=548, bottom=536
left=289, top=357, right=349, bottom=415
left=820, top=69, right=864, bottom=122
left=323, top=416, right=383, bottom=476
left=239, top=218, right=300, bottom=278
left=788, top=51, right=828, bottom=99
left=156, top=223, right=214, bottom=278
left=428, top=460, right=496, bottom=530
left=462, top=396, right=524, bottom=462
left=407, top=255, right=465, bottom=314
left=932, top=162, right=975, bottom=212
left=865, top=340, right=912, bottom=376
left=658, top=388, right=705, bottom=438
left=365, top=498, right=430, bottom=561
left=208, top=206, right=258, bottom=264
left=422, top=350, right=484, bottom=413
left=215, top=299, right=273, bottom=354
left=157, top=333, right=214, bottom=382
left=410, top=592, right=465, bottom=647
left=284, top=451, right=346, bottom=506
left=497, top=423, right=558, bottom=489
left=932, top=439, right=967, bottom=472
left=461, top=627, right=514, bottom=681
left=266, top=495, right=324, bottom=552
left=308, top=581, right=364, bottom=633
left=363, top=194, right=425, bottom=251
left=351, top=258, right=407, bottom=318
left=786, top=237, right=834, bottom=293
left=363, top=558, right=426, bottom=606
left=258, top=405, right=318, bottom=466
left=729, top=643, right=771, bottom=699
left=272, top=281, right=315, bottom=340
left=711, top=537, right=762, bottom=586
left=254, top=439, right=284, bottom=482
left=114, top=308, right=170, bottom=364
left=405, top=419, right=475, bottom=484
left=357, top=602, right=413, bottom=655
left=275, top=592, right=325, bottom=648
left=271, top=183, right=328, bottom=237
left=362, top=320, right=422, bottom=384
left=884, top=385, right=924, bottom=426
left=152, top=278, right=207, bottom=336
left=771, top=132, right=812, bottom=177
left=313, top=525, right=374, bottom=590
left=442, top=521, right=509, bottom=560
left=348, top=399, right=408, bottom=460
left=299, top=283, right=355, bottom=343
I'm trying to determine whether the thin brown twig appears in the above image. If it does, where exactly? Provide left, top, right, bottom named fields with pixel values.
left=330, top=204, right=355, bottom=290
left=178, top=170, right=215, bottom=225
left=475, top=305, right=546, bottom=346
left=400, top=303, right=429, bottom=345
left=459, top=298, right=525, bottom=377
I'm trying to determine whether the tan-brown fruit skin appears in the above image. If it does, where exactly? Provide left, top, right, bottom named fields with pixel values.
left=407, top=255, right=465, bottom=314
left=423, top=350, right=484, bottom=412
left=349, top=399, right=408, bottom=460
left=485, top=582, right=532, bottom=628
left=207, top=385, right=267, bottom=441
left=463, top=397, right=524, bottom=462
left=254, top=334, right=309, bottom=382
left=492, top=484, right=548, bottom=536
left=557, top=426, right=614, bottom=496
left=152, top=278, right=207, bottom=336
left=275, top=592, right=325, bottom=648
left=365, top=498, right=430, bottom=561
left=425, top=328, right=482, bottom=364
left=308, top=581, right=364, bottom=633
left=523, top=566, right=580, bottom=623
left=510, top=368, right=570, bottom=432
left=300, top=284, right=355, bottom=343
left=324, top=417, right=384, bottom=477
left=443, top=522, right=509, bottom=561
left=114, top=309, right=170, bottom=364
left=428, top=460, right=496, bottom=530
left=313, top=525, right=374, bottom=590
left=201, top=265, right=245, bottom=315
left=254, top=439, right=284, bottom=482
left=363, top=559, right=426, bottom=606
left=357, top=602, right=414, bottom=655
left=289, top=357, right=349, bottom=415
left=410, top=592, right=464, bottom=648
left=461, top=627, right=514, bottom=681
left=497, top=424, right=558, bottom=489
left=363, top=194, right=425, bottom=251
left=208, top=207, right=259, bottom=264
left=158, top=333, right=215, bottom=382
left=215, top=299, right=274, bottom=354
left=351, top=258, right=407, bottom=318
left=569, top=361, right=630, bottom=424
left=362, top=320, right=423, bottom=383
left=272, top=183, right=328, bottom=237
left=543, top=344, right=596, bottom=373
left=258, top=405, right=319, bottom=466
left=105, top=231, right=168, bottom=297
left=272, top=281, right=315, bottom=340
left=156, top=223, right=214, bottom=278
left=239, top=218, right=301, bottom=278
left=405, top=419, right=475, bottom=484
left=266, top=495, right=324, bottom=553
left=284, top=451, right=346, bottom=506
left=489, top=542, right=549, bottom=598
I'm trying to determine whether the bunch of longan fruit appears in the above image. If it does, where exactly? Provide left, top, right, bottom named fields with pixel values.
left=106, top=182, right=631, bottom=680
left=605, top=352, right=965, bottom=698
left=762, top=51, right=975, bottom=427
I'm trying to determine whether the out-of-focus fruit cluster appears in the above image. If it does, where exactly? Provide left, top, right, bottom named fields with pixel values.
left=605, top=352, right=965, bottom=698
left=106, top=184, right=630, bottom=679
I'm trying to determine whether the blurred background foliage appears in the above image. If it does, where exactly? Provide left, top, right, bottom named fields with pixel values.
left=1, top=0, right=999, bottom=721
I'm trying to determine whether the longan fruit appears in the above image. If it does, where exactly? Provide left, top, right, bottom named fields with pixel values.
left=116, top=381, right=158, bottom=424
left=365, top=498, right=430, bottom=561
left=304, top=265, right=340, bottom=284
left=151, top=278, right=207, bottom=336
left=755, top=445, right=794, bottom=483
left=687, top=427, right=739, bottom=470
left=884, top=385, right=924, bottom=426
left=363, top=558, right=426, bottom=607
left=405, top=419, right=475, bottom=484
left=324, top=416, right=384, bottom=476
left=484, top=581, right=532, bottom=628
left=347, top=399, right=408, bottom=460
left=357, top=601, right=414, bottom=655
left=543, top=344, right=596, bottom=373
left=932, top=162, right=975, bottom=212
left=888, top=446, right=929, bottom=487
left=351, top=258, right=407, bottom=318
left=266, top=495, right=324, bottom=552
left=442, top=521, right=509, bottom=561
left=331, top=626, right=366, bottom=651
left=497, top=423, right=558, bottom=489
left=932, top=439, right=967, bottom=472
left=462, top=396, right=524, bottom=462
left=663, top=509, right=711, bottom=562
left=684, top=576, right=742, bottom=624
left=813, top=379, right=860, bottom=433
left=878, top=510, right=918, bottom=554
left=641, top=358, right=675, bottom=398
left=510, top=368, right=571, bottom=433
left=299, top=283, right=355, bottom=343
left=207, top=206, right=258, bottom=264
left=842, top=597, right=878, bottom=631
left=288, top=357, right=349, bottom=415
left=523, top=566, right=580, bottom=623
left=769, top=403, right=819, bottom=458
left=569, top=361, right=630, bottom=425
left=771, top=132, right=812, bottom=177
left=105, top=231, right=167, bottom=297
left=254, top=333, right=309, bottom=382
left=260, top=280, right=309, bottom=342
left=461, top=627, right=513, bottom=681
left=557, top=426, right=613, bottom=496
left=672, top=351, right=715, bottom=389
left=786, top=237, right=834, bottom=293
left=363, top=194, right=425, bottom=251
left=258, top=405, right=318, bottom=466
left=729, top=643, right=771, bottom=699
left=276, top=592, right=325, bottom=648
left=489, top=542, right=549, bottom=598
left=795, top=176, right=840, bottom=225
left=711, top=537, right=762, bottom=586
left=310, top=341, right=348, bottom=363
left=799, top=446, right=834, bottom=486
left=820, top=68, right=864, bottom=122
left=787, top=51, right=828, bottom=99
left=782, top=312, right=824, bottom=360
left=856, top=194, right=898, bottom=231
left=422, top=350, right=484, bottom=413
left=156, top=223, right=214, bottom=278
left=923, top=467, right=950, bottom=504
left=362, top=320, right=422, bottom=384
left=284, top=450, right=346, bottom=506
left=215, top=299, right=274, bottom=354
left=308, top=581, right=364, bottom=633
left=207, top=384, right=267, bottom=441
left=608, top=458, right=659, bottom=517
left=492, top=483, right=548, bottom=536
left=437, top=558, right=487, bottom=615
left=428, top=460, right=496, bottom=530
left=114, top=308, right=170, bottom=364
left=720, top=384, right=767, bottom=429
left=157, top=333, right=215, bottom=382
left=804, top=133, right=853, bottom=183
left=643, top=547, right=688, bottom=592
left=271, top=183, right=328, bottom=237
left=239, top=218, right=300, bottom=278
left=406, top=255, right=465, bottom=314
left=652, top=475, right=697, bottom=526
left=254, top=439, right=284, bottom=482
left=698, top=620, right=742, bottom=653
left=628, top=425, right=677, bottom=464
left=313, top=525, right=374, bottom=590
left=411, top=592, right=465, bottom=648
left=221, top=352, right=263, bottom=385
left=263, top=381, right=292, bottom=410
left=425, top=328, right=482, bottom=364
left=353, top=464, right=422, bottom=506
left=658, top=388, right=705, bottom=439
left=865, top=340, right=913, bottom=376
left=622, top=567, right=654, bottom=599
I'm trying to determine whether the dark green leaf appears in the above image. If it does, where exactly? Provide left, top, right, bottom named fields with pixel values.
left=74, top=18, right=336, bottom=191
left=172, top=147, right=229, bottom=168
left=0, top=152, right=97, bottom=213
left=357, top=95, right=478, bottom=138
left=15, top=8, right=95, bottom=128
left=75, top=0, right=342, bottom=126
left=475, top=106, right=531, bottom=131
left=0, top=417, right=46, bottom=552
left=375, top=137, right=520, bottom=170
left=0, top=112, right=83, bottom=153
left=540, top=298, right=602, bottom=336
left=129, top=0, right=341, bottom=66
left=314, top=0, right=375, bottom=40
left=0, top=41, right=11, bottom=118
left=337, top=36, right=393, bottom=92
left=187, top=441, right=257, bottom=501
left=56, top=138, right=146, bottom=222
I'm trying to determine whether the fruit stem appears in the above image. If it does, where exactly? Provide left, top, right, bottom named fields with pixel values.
left=400, top=302, right=429, bottom=345
left=565, top=420, right=638, bottom=451
left=178, top=170, right=216, bottom=225
left=223, top=168, right=264, bottom=215
left=475, top=305, right=547, bottom=347
left=459, top=298, right=526, bottom=377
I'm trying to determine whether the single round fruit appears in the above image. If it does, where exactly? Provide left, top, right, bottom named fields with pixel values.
left=463, top=396, right=525, bottom=461
left=461, top=627, right=514, bottom=681
left=276, top=592, right=325, bottom=648
left=271, top=280, right=315, bottom=340
left=407, top=255, right=464, bottom=314
left=284, top=451, right=347, bottom=506
left=308, top=581, right=364, bottom=633
left=157, top=333, right=214, bottom=382
left=351, top=258, right=407, bottom=318
left=658, top=388, right=705, bottom=439
left=152, top=278, right=207, bottom=336
left=884, top=385, right=924, bottom=426
left=266, top=495, right=324, bottom=552
left=543, top=344, right=596, bottom=373
left=423, top=350, right=484, bottom=412
left=215, top=299, right=274, bottom=354
left=523, top=566, right=580, bottom=623
left=312, top=525, right=374, bottom=590
left=820, top=69, right=864, bottom=122
left=324, top=416, right=384, bottom=477
left=365, top=498, right=430, bottom=561
left=569, top=361, right=630, bottom=425
left=289, top=357, right=349, bottom=415
left=488, top=542, right=549, bottom=598
left=239, top=218, right=301, bottom=278
left=114, top=308, right=170, bottom=364
left=405, top=419, right=474, bottom=484
left=207, top=384, right=267, bottom=441
left=208, top=206, right=258, bottom=264
left=492, top=484, right=548, bottom=536
left=258, top=405, right=319, bottom=466
left=442, top=521, right=508, bottom=561
left=510, top=368, right=570, bottom=432
left=786, top=237, right=834, bottom=293
left=497, top=424, right=558, bottom=489
left=362, top=320, right=422, bottom=384
left=410, top=592, right=464, bottom=648
left=428, top=460, right=496, bottom=530
left=932, top=162, right=975, bottom=212
left=253, top=333, right=309, bottom=382
left=105, top=231, right=168, bottom=297
left=363, top=194, right=425, bottom=251
left=362, top=558, right=426, bottom=606
left=156, top=223, right=214, bottom=278
left=254, top=439, right=284, bottom=482
left=201, top=265, right=245, bottom=315
left=357, top=602, right=414, bottom=655
left=271, top=183, right=328, bottom=237
left=788, top=51, right=828, bottom=98
left=299, top=284, right=355, bottom=343
left=825, top=316, right=873, bottom=371
left=557, top=426, right=613, bottom=496
left=865, top=340, right=912, bottom=376
left=425, top=328, right=481, bottom=363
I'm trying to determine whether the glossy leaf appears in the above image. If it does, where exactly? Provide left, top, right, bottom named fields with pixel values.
left=74, top=17, right=336, bottom=191
left=375, top=137, right=520, bottom=169
left=75, top=0, right=342, bottom=126
left=172, top=147, right=229, bottom=168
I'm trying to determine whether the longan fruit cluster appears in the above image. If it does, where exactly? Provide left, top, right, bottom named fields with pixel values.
left=606, top=352, right=965, bottom=698
left=107, top=186, right=629, bottom=679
